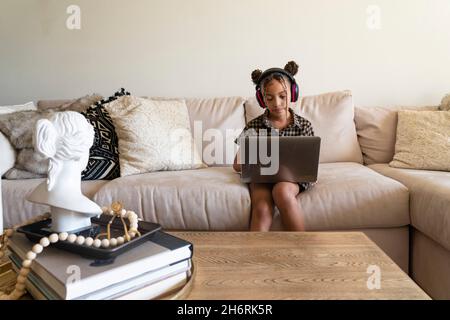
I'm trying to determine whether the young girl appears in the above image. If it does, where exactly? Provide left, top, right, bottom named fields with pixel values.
left=233, top=61, right=315, bottom=232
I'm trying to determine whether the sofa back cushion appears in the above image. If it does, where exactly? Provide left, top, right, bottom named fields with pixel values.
left=355, top=105, right=438, bottom=165
left=245, top=90, right=362, bottom=164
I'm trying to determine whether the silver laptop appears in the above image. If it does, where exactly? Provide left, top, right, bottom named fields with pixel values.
left=239, top=136, right=321, bottom=183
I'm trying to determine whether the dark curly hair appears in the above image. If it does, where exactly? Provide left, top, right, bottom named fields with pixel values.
left=251, top=61, right=299, bottom=92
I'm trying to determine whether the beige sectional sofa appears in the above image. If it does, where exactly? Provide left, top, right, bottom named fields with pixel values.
left=1, top=92, right=448, bottom=299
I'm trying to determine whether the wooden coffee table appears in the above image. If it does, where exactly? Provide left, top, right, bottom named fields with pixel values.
left=168, top=232, right=430, bottom=300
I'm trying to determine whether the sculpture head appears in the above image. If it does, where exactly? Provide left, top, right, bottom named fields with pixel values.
left=34, top=111, right=94, bottom=191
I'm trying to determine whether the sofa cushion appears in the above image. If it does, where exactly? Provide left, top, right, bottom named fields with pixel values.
left=355, top=105, right=438, bottom=165
left=296, top=162, right=410, bottom=230
left=92, top=167, right=251, bottom=230
left=1, top=179, right=108, bottom=228
left=92, top=163, right=408, bottom=231
left=368, top=164, right=450, bottom=251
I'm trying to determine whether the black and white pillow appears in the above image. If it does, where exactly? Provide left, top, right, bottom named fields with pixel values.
left=81, top=88, right=130, bottom=180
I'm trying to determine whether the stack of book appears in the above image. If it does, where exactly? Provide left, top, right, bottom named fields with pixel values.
left=7, top=231, right=193, bottom=300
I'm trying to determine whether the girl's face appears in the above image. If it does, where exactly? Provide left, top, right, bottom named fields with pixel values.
left=263, top=79, right=290, bottom=116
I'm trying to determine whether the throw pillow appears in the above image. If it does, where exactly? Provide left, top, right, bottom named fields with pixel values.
left=390, top=110, right=450, bottom=171
left=0, top=102, right=37, bottom=115
left=440, top=94, right=450, bottom=111
left=149, top=96, right=246, bottom=167
left=36, top=94, right=103, bottom=112
left=0, top=94, right=104, bottom=179
left=80, top=89, right=129, bottom=180
left=103, top=96, right=206, bottom=176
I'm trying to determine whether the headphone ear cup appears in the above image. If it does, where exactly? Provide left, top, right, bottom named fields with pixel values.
left=256, top=89, right=266, bottom=108
left=291, top=82, right=299, bottom=102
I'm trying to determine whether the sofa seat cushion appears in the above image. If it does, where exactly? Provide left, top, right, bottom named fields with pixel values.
left=369, top=164, right=450, bottom=251
left=92, top=167, right=251, bottom=230
left=296, top=163, right=410, bottom=230
left=1, top=179, right=108, bottom=228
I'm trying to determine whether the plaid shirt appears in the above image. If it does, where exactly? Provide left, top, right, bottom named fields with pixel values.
left=235, top=108, right=315, bottom=191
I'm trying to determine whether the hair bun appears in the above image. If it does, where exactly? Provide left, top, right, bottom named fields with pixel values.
left=284, top=61, right=299, bottom=76
left=251, top=69, right=263, bottom=85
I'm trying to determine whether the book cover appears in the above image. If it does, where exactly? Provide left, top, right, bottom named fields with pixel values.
left=8, top=231, right=192, bottom=300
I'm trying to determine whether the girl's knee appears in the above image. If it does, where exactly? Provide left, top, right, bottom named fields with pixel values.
left=272, top=185, right=298, bottom=203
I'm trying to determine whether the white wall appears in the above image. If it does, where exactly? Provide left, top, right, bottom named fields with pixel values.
left=1, top=0, right=449, bottom=107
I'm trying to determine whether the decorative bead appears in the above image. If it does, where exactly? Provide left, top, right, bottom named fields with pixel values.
left=39, top=237, right=50, bottom=247
left=26, top=251, right=37, bottom=260
left=67, top=234, right=77, bottom=243
left=19, top=268, right=30, bottom=277
left=17, top=275, right=27, bottom=284
left=85, top=237, right=94, bottom=247
left=76, top=236, right=85, bottom=245
left=117, top=237, right=124, bottom=245
left=59, top=232, right=69, bottom=241
left=49, top=233, right=59, bottom=243
left=120, top=209, right=127, bottom=217
left=109, top=209, right=114, bottom=215
left=15, top=283, right=26, bottom=291
left=32, top=244, right=43, bottom=254
left=129, top=232, right=136, bottom=238
left=5, top=229, right=13, bottom=237
left=109, top=238, right=118, bottom=247
left=93, top=239, right=102, bottom=248
left=22, top=260, right=32, bottom=268
left=101, top=239, right=110, bottom=248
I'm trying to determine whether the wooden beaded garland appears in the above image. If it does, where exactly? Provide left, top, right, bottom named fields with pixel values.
left=0, top=202, right=141, bottom=300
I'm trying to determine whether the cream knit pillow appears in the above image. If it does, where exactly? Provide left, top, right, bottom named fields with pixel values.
left=390, top=110, right=450, bottom=171
left=104, top=96, right=206, bottom=176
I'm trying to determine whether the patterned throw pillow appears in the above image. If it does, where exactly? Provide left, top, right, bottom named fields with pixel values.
left=80, top=88, right=130, bottom=180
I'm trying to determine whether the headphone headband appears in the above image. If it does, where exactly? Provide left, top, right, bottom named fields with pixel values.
left=256, top=68, right=297, bottom=90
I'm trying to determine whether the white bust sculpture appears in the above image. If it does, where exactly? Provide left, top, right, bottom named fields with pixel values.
left=27, top=111, right=102, bottom=232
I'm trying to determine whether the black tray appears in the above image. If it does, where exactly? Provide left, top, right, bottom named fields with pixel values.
left=16, top=215, right=161, bottom=261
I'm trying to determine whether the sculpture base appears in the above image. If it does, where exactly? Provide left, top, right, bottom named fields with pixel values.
left=50, top=207, right=93, bottom=233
